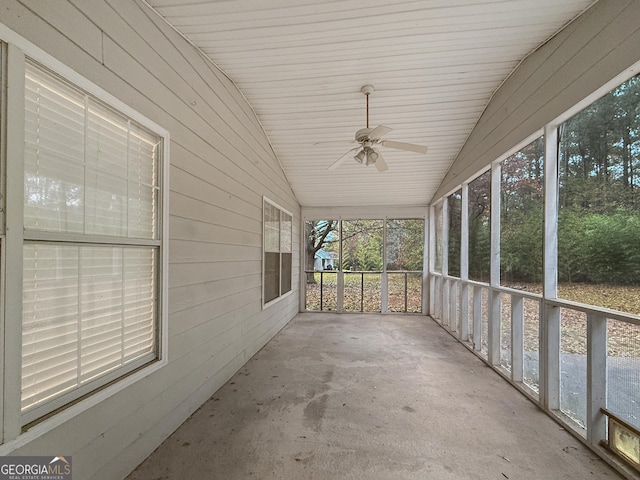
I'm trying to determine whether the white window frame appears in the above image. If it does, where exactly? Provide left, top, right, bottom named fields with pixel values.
left=0, top=25, right=169, bottom=450
left=263, top=197, right=293, bottom=308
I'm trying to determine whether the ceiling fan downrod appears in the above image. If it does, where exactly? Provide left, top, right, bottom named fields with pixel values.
left=361, top=84, right=374, bottom=129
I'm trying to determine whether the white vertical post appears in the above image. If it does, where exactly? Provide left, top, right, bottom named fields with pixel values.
left=488, top=293, right=501, bottom=365
left=381, top=271, right=388, bottom=314
left=488, top=162, right=501, bottom=366
left=542, top=124, right=560, bottom=410
left=460, top=184, right=470, bottom=341
left=0, top=45, right=6, bottom=442
left=586, top=313, right=607, bottom=445
left=436, top=275, right=444, bottom=323
left=428, top=206, right=436, bottom=315
left=450, top=281, right=458, bottom=333
left=512, top=295, right=524, bottom=383
left=459, top=283, right=468, bottom=340
left=435, top=277, right=442, bottom=321
left=4, top=44, right=26, bottom=441
left=381, top=218, right=388, bottom=314
left=443, top=278, right=450, bottom=327
left=422, top=210, right=429, bottom=315
left=300, top=217, right=306, bottom=312
left=442, top=200, right=449, bottom=327
left=337, top=219, right=344, bottom=313
left=473, top=285, right=483, bottom=351
left=442, top=197, right=449, bottom=277
left=543, top=306, right=561, bottom=410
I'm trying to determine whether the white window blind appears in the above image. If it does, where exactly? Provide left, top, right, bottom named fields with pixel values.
left=24, top=62, right=159, bottom=239
left=21, top=60, right=161, bottom=419
left=24, top=64, right=85, bottom=233
left=280, top=212, right=292, bottom=254
left=264, top=202, right=280, bottom=253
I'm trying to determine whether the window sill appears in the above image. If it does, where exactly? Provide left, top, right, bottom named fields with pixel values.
left=0, top=357, right=167, bottom=455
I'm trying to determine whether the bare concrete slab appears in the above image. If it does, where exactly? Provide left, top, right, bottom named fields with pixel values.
left=127, top=313, right=623, bottom=480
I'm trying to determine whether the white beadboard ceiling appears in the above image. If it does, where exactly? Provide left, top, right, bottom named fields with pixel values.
left=145, top=0, right=596, bottom=208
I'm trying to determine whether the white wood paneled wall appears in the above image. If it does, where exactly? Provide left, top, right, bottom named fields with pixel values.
left=0, top=1, right=300, bottom=478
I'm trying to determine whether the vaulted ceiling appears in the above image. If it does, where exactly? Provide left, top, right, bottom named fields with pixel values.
left=145, top=0, right=596, bottom=208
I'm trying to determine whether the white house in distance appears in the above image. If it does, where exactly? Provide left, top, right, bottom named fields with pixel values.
left=0, top=1, right=639, bottom=479
left=314, top=250, right=337, bottom=271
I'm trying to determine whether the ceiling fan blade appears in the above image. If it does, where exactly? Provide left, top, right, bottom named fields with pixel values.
left=375, top=152, right=388, bottom=172
left=368, top=125, right=393, bottom=140
left=328, top=147, right=359, bottom=170
left=382, top=140, right=428, bottom=154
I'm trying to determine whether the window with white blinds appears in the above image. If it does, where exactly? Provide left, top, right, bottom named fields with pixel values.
left=24, top=62, right=158, bottom=238
left=263, top=198, right=292, bottom=305
left=21, top=60, right=162, bottom=420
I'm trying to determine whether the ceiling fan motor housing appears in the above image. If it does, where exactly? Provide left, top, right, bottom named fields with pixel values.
left=355, top=127, right=374, bottom=142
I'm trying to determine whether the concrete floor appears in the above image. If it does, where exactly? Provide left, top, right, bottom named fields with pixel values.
left=127, top=313, right=623, bottom=480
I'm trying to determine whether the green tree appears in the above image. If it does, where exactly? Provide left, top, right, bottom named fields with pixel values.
left=468, top=170, right=491, bottom=282
left=500, top=137, right=544, bottom=284
left=556, top=73, right=640, bottom=287
left=341, top=220, right=383, bottom=271
left=447, top=192, right=462, bottom=277
left=387, top=219, right=424, bottom=271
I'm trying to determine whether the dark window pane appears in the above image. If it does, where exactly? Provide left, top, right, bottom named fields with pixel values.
left=281, top=253, right=292, bottom=294
left=264, top=252, right=280, bottom=303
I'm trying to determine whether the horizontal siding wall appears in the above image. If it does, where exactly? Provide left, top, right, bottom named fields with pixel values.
left=434, top=0, right=640, bottom=199
left=1, top=1, right=300, bottom=479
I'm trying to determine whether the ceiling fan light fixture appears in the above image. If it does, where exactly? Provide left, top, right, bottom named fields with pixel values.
left=327, top=85, right=428, bottom=172
left=366, top=148, right=379, bottom=165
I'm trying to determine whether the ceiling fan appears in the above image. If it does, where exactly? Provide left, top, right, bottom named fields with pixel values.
left=327, top=85, right=428, bottom=172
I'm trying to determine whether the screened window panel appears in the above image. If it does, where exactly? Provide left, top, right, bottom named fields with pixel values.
left=21, top=244, right=157, bottom=412
left=434, top=202, right=443, bottom=273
